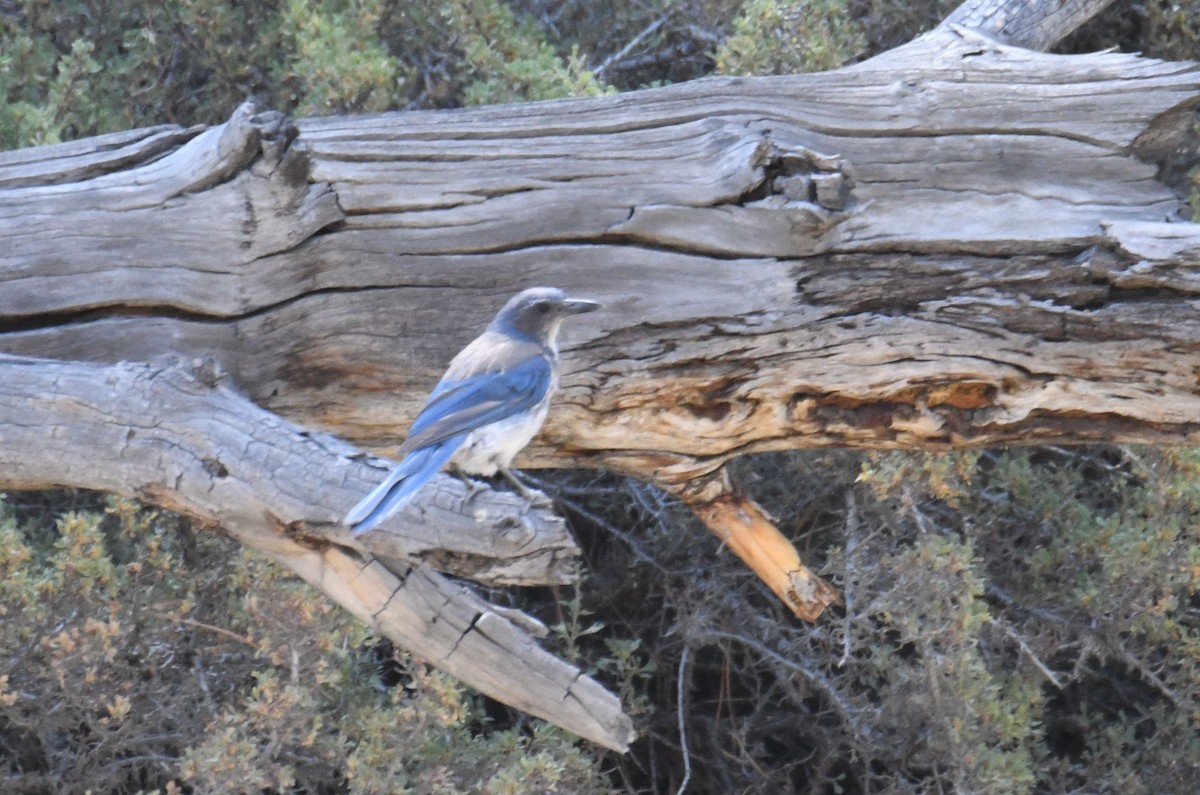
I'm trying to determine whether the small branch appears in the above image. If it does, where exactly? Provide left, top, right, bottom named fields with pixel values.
left=838, top=490, right=862, bottom=668
left=675, top=645, right=692, bottom=795
left=696, top=628, right=871, bottom=744
left=988, top=617, right=1063, bottom=690
left=168, top=615, right=257, bottom=649
left=1113, top=639, right=1182, bottom=708
left=594, top=14, right=670, bottom=80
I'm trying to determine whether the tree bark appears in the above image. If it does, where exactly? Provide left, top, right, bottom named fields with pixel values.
left=1, top=11, right=1198, bottom=747
left=940, top=0, right=1119, bottom=50
left=0, top=354, right=633, bottom=750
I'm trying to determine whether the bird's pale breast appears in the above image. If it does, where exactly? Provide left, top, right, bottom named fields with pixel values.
left=449, top=393, right=552, bottom=476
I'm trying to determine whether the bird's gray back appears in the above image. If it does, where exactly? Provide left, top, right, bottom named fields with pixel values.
left=444, top=330, right=551, bottom=382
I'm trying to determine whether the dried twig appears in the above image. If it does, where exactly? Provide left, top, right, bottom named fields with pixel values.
left=988, top=617, right=1063, bottom=689
left=594, top=14, right=671, bottom=80
left=675, top=645, right=693, bottom=795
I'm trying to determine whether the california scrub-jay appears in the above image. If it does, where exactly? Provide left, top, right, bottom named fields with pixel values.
left=345, top=287, right=600, bottom=535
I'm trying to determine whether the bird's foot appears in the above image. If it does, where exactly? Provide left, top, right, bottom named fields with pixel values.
left=455, top=472, right=489, bottom=504
left=499, top=466, right=553, bottom=511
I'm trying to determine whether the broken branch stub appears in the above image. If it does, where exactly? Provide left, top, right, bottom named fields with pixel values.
left=940, top=0, right=1119, bottom=51
left=664, top=468, right=841, bottom=622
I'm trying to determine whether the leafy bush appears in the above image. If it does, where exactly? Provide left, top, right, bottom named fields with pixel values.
left=0, top=0, right=616, bottom=150
left=278, top=0, right=409, bottom=116
left=442, top=0, right=612, bottom=106
left=0, top=493, right=615, bottom=793
left=541, top=447, right=1200, bottom=792
left=0, top=1, right=291, bottom=148
left=717, top=0, right=866, bottom=75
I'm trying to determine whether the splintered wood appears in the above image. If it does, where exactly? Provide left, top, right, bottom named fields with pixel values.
left=687, top=480, right=841, bottom=621
left=652, top=466, right=840, bottom=620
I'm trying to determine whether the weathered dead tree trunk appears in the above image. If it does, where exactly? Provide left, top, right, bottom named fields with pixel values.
left=1, top=0, right=1197, bottom=749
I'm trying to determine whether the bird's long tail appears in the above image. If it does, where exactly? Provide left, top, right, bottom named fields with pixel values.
left=346, top=437, right=464, bottom=535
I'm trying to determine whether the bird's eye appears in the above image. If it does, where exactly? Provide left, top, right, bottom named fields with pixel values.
left=535, top=301, right=551, bottom=313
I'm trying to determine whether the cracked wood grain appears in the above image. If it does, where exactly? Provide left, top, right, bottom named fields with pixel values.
left=277, top=547, right=633, bottom=751
left=940, top=0, right=1119, bottom=51
left=0, top=355, right=580, bottom=583
left=1, top=11, right=1199, bottom=739
left=0, top=353, right=632, bottom=750
left=4, top=35, right=1194, bottom=465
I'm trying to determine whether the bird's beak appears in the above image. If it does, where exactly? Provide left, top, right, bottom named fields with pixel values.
left=562, top=298, right=601, bottom=314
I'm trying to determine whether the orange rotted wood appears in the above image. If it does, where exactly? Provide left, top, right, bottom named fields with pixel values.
left=672, top=469, right=840, bottom=621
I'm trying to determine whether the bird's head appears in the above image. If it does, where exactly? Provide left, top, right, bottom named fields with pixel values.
left=491, top=286, right=600, bottom=350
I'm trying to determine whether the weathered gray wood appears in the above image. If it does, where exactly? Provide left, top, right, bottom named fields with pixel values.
left=276, top=548, right=633, bottom=752
left=0, top=101, right=343, bottom=317
left=1, top=17, right=1198, bottom=742
left=0, top=353, right=632, bottom=751
left=0, top=124, right=194, bottom=189
left=0, top=354, right=578, bottom=582
left=941, top=0, right=1118, bottom=51
left=1, top=31, right=1196, bottom=483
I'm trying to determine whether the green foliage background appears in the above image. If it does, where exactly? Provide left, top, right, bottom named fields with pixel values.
left=2, top=1, right=1200, bottom=793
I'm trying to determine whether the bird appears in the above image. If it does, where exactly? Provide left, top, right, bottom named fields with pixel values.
left=345, top=286, right=600, bottom=535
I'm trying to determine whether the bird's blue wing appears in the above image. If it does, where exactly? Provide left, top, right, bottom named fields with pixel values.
left=345, top=354, right=552, bottom=535
left=402, top=354, right=552, bottom=450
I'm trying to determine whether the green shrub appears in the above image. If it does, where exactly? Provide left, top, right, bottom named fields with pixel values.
left=0, top=1, right=290, bottom=147
left=442, top=0, right=611, bottom=106
left=549, top=446, right=1200, bottom=792
left=717, top=0, right=866, bottom=75
left=277, top=0, right=410, bottom=116
left=0, top=493, right=615, bottom=793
